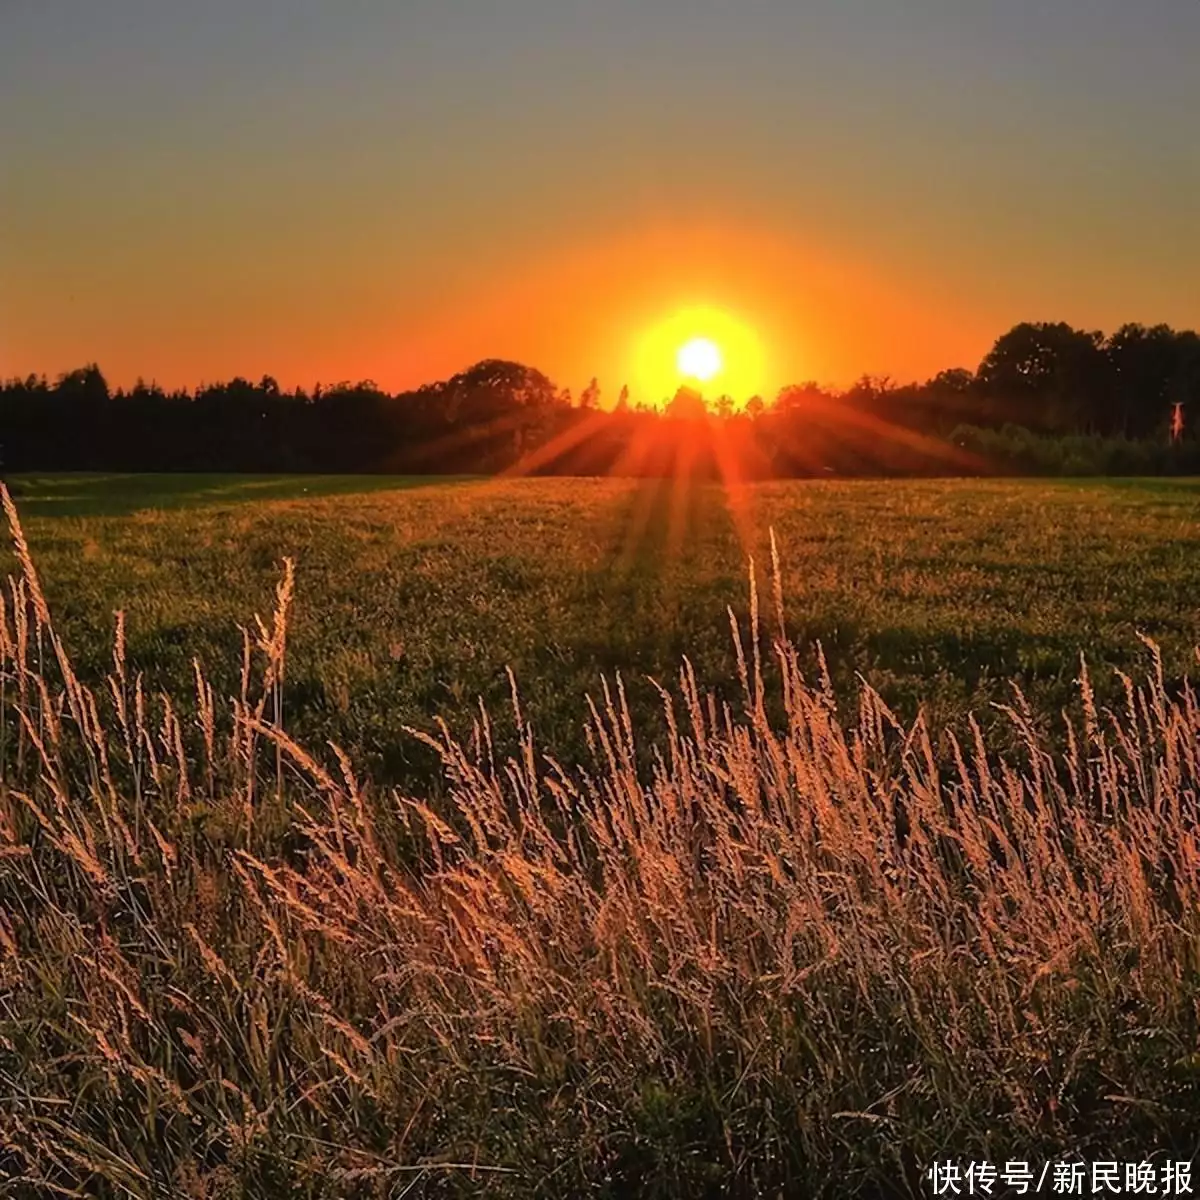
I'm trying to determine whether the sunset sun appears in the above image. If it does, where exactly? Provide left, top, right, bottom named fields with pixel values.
left=632, top=304, right=770, bottom=407
left=677, top=337, right=722, bottom=383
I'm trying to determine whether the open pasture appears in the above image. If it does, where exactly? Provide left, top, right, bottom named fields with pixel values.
left=6, top=472, right=1200, bottom=783
left=5, top=472, right=1200, bottom=1196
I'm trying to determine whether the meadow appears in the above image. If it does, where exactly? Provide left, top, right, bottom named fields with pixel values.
left=5, top=472, right=1200, bottom=785
left=3, top=472, right=1200, bottom=1197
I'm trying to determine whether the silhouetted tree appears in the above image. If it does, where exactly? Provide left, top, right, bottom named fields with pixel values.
left=664, top=385, right=706, bottom=420
left=55, top=363, right=109, bottom=403
left=977, top=322, right=1108, bottom=432
left=928, top=368, right=975, bottom=394
left=1105, top=324, right=1191, bottom=438
left=3, top=317, right=1197, bottom=478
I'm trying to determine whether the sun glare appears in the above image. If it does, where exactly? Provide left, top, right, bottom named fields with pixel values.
left=632, top=304, right=769, bottom=408
left=677, top=337, right=722, bottom=383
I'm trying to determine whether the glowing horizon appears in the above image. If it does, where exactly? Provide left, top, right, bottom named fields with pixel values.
left=3, top=4, right=1196, bottom=400
left=636, top=305, right=768, bottom=408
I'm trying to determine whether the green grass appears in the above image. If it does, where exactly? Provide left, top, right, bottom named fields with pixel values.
left=4, top=472, right=1199, bottom=787
left=4, top=472, right=1200, bottom=1197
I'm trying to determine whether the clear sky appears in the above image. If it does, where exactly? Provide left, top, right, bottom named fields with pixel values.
left=2, top=0, right=1197, bottom=401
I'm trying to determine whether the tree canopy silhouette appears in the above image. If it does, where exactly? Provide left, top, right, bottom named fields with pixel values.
left=2, top=322, right=1198, bottom=477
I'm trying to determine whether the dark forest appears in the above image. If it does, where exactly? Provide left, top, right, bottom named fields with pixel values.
left=4, top=320, right=1198, bottom=477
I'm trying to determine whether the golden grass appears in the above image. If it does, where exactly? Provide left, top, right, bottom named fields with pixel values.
left=1, top=483, right=1198, bottom=1197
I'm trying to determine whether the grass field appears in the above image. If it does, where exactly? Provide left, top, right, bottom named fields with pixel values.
left=4, top=472, right=1200, bottom=1197
left=6, top=471, right=1200, bottom=783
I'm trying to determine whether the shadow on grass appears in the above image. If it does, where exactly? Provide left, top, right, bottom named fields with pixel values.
left=4, top=472, right=480, bottom=517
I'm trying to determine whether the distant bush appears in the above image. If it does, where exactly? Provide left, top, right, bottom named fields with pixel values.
left=951, top=423, right=1200, bottom=476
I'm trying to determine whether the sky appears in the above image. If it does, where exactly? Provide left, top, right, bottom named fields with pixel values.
left=2, top=0, right=1198, bottom=403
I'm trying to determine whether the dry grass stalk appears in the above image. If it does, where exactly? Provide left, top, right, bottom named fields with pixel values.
left=1, top=485, right=1199, bottom=1197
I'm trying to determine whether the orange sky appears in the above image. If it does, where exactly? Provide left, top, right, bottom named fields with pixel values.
left=3, top=3, right=1197, bottom=403
left=337, top=222, right=1003, bottom=404
left=0, top=211, right=1014, bottom=403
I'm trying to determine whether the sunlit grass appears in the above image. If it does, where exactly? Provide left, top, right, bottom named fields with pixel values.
left=2, top=473, right=1199, bottom=791
left=2, top=483, right=1200, bottom=1196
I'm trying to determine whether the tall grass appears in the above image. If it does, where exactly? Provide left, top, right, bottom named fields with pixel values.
left=1, top=483, right=1199, bottom=1198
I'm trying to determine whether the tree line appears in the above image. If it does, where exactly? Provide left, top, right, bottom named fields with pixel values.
left=1, top=320, right=1197, bottom=477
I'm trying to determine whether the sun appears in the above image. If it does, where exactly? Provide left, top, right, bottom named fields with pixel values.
left=630, top=304, right=770, bottom=408
left=677, top=337, right=722, bottom=383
